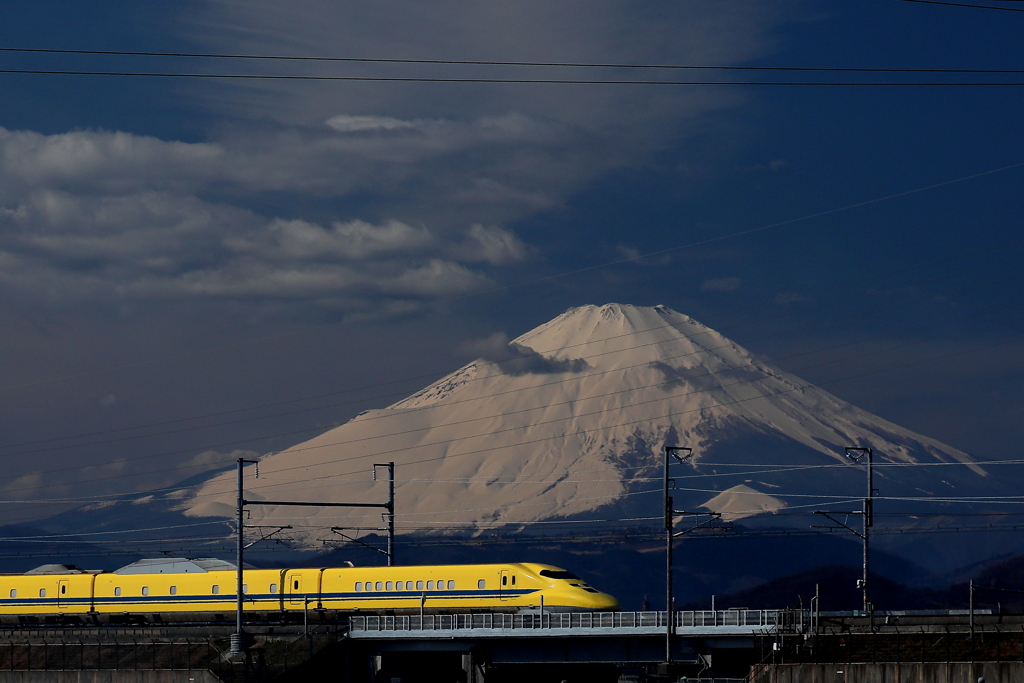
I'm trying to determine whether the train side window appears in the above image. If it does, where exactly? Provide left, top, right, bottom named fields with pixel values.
left=114, top=587, right=121, bottom=597
left=39, top=589, right=46, bottom=598
left=448, top=580, right=455, bottom=590
left=142, top=587, right=149, bottom=596
left=61, top=584, right=67, bottom=595
left=212, top=585, right=220, bottom=595
left=477, top=580, right=485, bottom=590
left=436, top=580, right=444, bottom=590
left=364, top=582, right=372, bottom=592
left=502, top=575, right=507, bottom=586
left=9, top=589, right=15, bottom=598
left=270, top=584, right=278, bottom=594
left=386, top=581, right=393, bottom=591
left=242, top=585, right=248, bottom=593
left=293, top=580, right=299, bottom=591
left=375, top=582, right=383, bottom=591
left=355, top=582, right=362, bottom=592
left=427, top=581, right=434, bottom=590
left=170, top=586, right=177, bottom=595
left=512, top=576, right=516, bottom=586
left=416, top=581, right=424, bottom=590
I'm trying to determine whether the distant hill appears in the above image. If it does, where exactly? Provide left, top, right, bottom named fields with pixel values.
left=681, top=555, right=1024, bottom=613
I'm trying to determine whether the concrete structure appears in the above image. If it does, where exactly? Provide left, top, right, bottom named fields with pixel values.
left=751, top=662, right=1024, bottom=683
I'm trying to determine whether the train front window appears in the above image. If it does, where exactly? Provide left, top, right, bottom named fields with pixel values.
left=539, top=570, right=580, bottom=581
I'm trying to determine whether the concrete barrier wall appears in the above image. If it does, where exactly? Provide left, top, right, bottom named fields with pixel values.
left=752, top=662, right=1023, bottom=683
left=0, top=671, right=221, bottom=683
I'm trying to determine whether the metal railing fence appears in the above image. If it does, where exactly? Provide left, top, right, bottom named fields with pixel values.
left=350, top=609, right=795, bottom=633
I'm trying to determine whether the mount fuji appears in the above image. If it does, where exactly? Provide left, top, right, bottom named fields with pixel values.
left=177, top=303, right=999, bottom=547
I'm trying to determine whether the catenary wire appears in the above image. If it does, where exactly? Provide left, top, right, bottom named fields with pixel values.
left=4, top=68, right=1024, bottom=85
left=2, top=45, right=1023, bottom=73
left=5, top=306, right=1021, bottom=500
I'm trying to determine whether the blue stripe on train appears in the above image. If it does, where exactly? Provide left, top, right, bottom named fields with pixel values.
left=0, top=588, right=540, bottom=610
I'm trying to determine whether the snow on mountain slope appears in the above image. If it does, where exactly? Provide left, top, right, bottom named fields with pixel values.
left=181, top=304, right=994, bottom=545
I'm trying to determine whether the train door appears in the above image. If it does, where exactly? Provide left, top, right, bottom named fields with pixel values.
left=286, top=572, right=303, bottom=606
left=499, top=570, right=510, bottom=601
left=57, top=581, right=69, bottom=609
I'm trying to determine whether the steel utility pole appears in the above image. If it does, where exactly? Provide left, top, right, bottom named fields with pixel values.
left=234, top=457, right=259, bottom=655
left=374, top=462, right=396, bottom=566
left=815, top=447, right=875, bottom=617
left=846, top=447, right=874, bottom=615
left=664, top=446, right=691, bottom=664
left=662, top=446, right=723, bottom=667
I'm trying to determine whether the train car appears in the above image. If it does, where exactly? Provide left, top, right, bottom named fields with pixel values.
left=92, top=558, right=283, bottom=614
left=318, top=562, right=617, bottom=612
left=0, top=564, right=98, bottom=616
left=0, top=558, right=618, bottom=622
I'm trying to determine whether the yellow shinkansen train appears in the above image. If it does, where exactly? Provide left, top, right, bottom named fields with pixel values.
left=0, top=558, right=619, bottom=623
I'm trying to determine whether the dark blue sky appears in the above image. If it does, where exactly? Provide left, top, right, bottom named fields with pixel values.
left=0, top=0, right=1022, bottom=524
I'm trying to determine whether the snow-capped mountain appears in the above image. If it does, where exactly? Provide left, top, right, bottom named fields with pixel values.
left=181, top=304, right=997, bottom=545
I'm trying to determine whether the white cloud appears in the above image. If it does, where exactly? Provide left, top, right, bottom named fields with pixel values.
left=449, top=224, right=528, bottom=265
left=457, top=331, right=511, bottom=358
left=701, top=277, right=742, bottom=292
left=326, top=115, right=419, bottom=133
left=0, top=2, right=793, bottom=315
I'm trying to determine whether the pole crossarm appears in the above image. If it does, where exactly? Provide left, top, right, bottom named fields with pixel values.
left=242, top=499, right=389, bottom=508
left=671, top=511, right=727, bottom=537
left=241, top=525, right=292, bottom=549
left=972, top=586, right=1024, bottom=595
left=326, top=527, right=392, bottom=556
left=812, top=510, right=866, bottom=540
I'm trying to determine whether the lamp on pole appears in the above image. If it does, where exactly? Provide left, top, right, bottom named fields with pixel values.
left=664, top=446, right=692, bottom=664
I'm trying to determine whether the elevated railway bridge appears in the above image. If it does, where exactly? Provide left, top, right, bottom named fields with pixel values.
left=5, top=608, right=1020, bottom=681
left=0, top=608, right=797, bottom=682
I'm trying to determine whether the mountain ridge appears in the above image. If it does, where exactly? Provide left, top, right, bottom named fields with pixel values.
left=177, top=303, right=998, bottom=545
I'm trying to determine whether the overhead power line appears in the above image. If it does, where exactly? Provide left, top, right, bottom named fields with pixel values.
left=3, top=68, right=1024, bottom=86
left=2, top=45, right=1023, bottom=73
left=4, top=290, right=1020, bottom=496
left=896, top=0, right=1024, bottom=11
